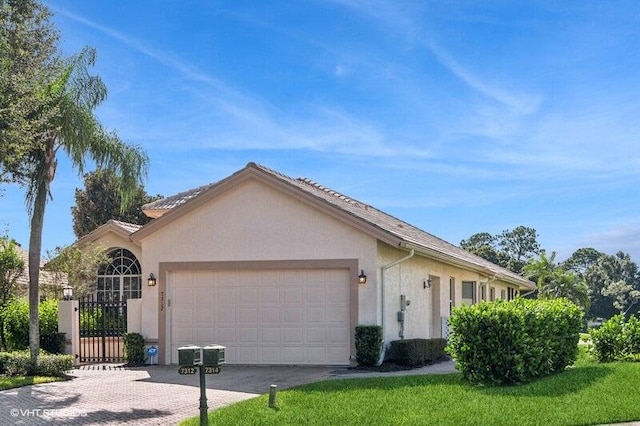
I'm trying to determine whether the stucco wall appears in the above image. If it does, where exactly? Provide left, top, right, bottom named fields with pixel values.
left=376, top=242, right=520, bottom=349
left=139, top=178, right=379, bottom=341
left=82, top=231, right=141, bottom=260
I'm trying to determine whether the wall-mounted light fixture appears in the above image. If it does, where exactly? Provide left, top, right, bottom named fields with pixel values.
left=147, top=273, right=157, bottom=286
left=423, top=278, right=432, bottom=289
left=358, top=270, right=367, bottom=284
left=62, top=284, right=73, bottom=300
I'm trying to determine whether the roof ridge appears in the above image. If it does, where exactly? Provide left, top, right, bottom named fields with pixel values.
left=296, top=177, right=360, bottom=206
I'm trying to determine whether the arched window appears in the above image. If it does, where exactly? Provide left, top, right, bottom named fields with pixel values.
left=96, top=248, right=142, bottom=302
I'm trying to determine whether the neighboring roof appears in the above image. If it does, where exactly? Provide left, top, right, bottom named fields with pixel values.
left=142, top=183, right=216, bottom=218
left=15, top=248, right=63, bottom=289
left=76, top=219, right=142, bottom=248
left=132, top=162, right=535, bottom=289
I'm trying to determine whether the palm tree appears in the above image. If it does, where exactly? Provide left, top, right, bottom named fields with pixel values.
left=523, top=250, right=557, bottom=291
left=25, top=47, right=147, bottom=364
left=524, top=251, right=590, bottom=310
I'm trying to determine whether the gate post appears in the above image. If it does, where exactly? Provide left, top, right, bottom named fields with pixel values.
left=58, top=300, right=80, bottom=366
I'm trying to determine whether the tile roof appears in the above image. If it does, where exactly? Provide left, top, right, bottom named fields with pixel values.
left=249, top=163, right=532, bottom=287
left=137, top=162, right=534, bottom=288
left=110, top=220, right=143, bottom=235
left=15, top=248, right=64, bottom=289
left=142, top=183, right=216, bottom=213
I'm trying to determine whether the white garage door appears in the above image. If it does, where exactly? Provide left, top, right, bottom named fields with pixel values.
left=169, top=268, right=351, bottom=365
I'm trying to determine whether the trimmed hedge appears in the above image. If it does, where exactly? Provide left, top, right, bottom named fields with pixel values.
left=590, top=314, right=640, bottom=362
left=355, top=325, right=383, bottom=366
left=446, top=298, right=582, bottom=385
left=123, top=333, right=145, bottom=366
left=389, top=338, right=448, bottom=366
left=0, top=351, right=73, bottom=377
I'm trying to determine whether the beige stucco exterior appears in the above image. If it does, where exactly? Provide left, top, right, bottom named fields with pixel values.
left=71, top=164, right=534, bottom=365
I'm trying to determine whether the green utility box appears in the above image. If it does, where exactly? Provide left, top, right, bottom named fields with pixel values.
left=178, top=345, right=202, bottom=366
left=202, top=344, right=226, bottom=366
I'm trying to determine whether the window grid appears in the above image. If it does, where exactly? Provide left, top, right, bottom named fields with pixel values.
left=97, top=249, right=141, bottom=302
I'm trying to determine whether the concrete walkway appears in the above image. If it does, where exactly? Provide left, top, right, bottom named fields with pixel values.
left=0, top=361, right=456, bottom=425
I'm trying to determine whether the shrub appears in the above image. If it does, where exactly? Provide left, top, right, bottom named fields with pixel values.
left=123, top=332, right=145, bottom=366
left=389, top=338, right=448, bottom=366
left=591, top=314, right=640, bottom=362
left=1, top=298, right=29, bottom=351
left=0, top=299, right=66, bottom=352
left=355, top=325, right=383, bottom=366
left=0, top=350, right=72, bottom=376
left=0, top=351, right=31, bottom=375
left=590, top=315, right=625, bottom=362
left=79, top=306, right=102, bottom=331
left=36, top=352, right=73, bottom=377
left=446, top=298, right=582, bottom=385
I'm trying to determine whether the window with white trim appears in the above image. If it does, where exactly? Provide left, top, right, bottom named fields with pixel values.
left=449, top=277, right=455, bottom=314
left=96, top=248, right=141, bottom=302
left=461, top=281, right=476, bottom=305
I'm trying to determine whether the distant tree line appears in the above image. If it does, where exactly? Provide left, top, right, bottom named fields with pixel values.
left=460, top=226, right=640, bottom=319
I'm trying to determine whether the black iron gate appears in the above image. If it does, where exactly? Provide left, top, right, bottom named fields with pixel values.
left=78, top=295, right=128, bottom=363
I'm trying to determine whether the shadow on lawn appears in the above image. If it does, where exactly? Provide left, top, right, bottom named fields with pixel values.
left=294, top=364, right=614, bottom=399
left=477, top=365, right=614, bottom=397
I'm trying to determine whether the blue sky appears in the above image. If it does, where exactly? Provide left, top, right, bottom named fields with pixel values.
left=2, top=1, right=639, bottom=261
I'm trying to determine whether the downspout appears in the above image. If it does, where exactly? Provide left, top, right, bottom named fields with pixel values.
left=379, top=248, right=415, bottom=365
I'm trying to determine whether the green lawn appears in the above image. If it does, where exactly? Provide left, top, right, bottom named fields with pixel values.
left=181, top=353, right=640, bottom=426
left=0, top=376, right=62, bottom=390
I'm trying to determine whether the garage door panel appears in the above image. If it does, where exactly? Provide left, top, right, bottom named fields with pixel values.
left=217, top=308, right=236, bottom=324
left=283, top=287, right=303, bottom=303
left=217, top=288, right=236, bottom=304
left=238, top=328, right=258, bottom=343
left=261, top=290, right=280, bottom=304
left=217, top=328, right=235, bottom=342
left=327, top=326, right=350, bottom=343
left=262, top=308, right=280, bottom=323
left=261, top=327, right=280, bottom=343
left=306, top=327, right=325, bottom=342
left=283, top=307, right=303, bottom=323
left=196, top=308, right=213, bottom=323
left=261, top=346, right=281, bottom=363
left=305, top=287, right=325, bottom=304
left=170, top=268, right=350, bottom=365
left=283, top=347, right=304, bottom=363
left=305, top=347, right=327, bottom=363
left=237, top=346, right=258, bottom=363
left=238, top=287, right=258, bottom=304
left=326, top=307, right=349, bottom=323
left=283, top=327, right=303, bottom=343
left=195, top=328, right=214, bottom=342
left=239, top=307, right=258, bottom=323
left=306, top=307, right=325, bottom=323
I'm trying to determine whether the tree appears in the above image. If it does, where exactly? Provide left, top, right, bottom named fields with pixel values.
left=524, top=251, right=589, bottom=311
left=22, top=45, right=147, bottom=365
left=71, top=169, right=161, bottom=238
left=562, top=247, right=604, bottom=275
left=44, top=244, right=109, bottom=297
left=460, top=232, right=503, bottom=266
left=0, top=0, right=59, bottom=184
left=460, top=225, right=541, bottom=274
left=0, top=234, right=24, bottom=349
left=499, top=226, right=541, bottom=274
left=2, top=1, right=148, bottom=364
left=601, top=280, right=640, bottom=315
left=583, top=251, right=640, bottom=319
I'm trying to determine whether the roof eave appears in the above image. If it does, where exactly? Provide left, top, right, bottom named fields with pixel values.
left=400, top=241, right=535, bottom=290
left=76, top=220, right=140, bottom=248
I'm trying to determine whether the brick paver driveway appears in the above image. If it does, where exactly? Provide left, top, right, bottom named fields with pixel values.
left=0, top=364, right=334, bottom=425
left=0, top=361, right=457, bottom=425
